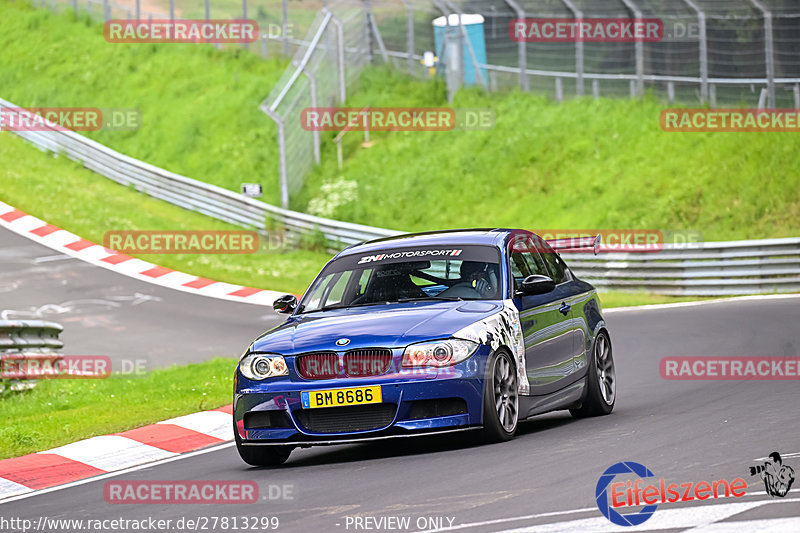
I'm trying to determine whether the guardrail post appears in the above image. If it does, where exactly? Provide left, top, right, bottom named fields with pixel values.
left=749, top=0, right=775, bottom=108
left=620, top=0, right=644, bottom=97
left=682, top=0, right=708, bottom=103
left=560, top=0, right=583, bottom=96
left=503, top=0, right=528, bottom=91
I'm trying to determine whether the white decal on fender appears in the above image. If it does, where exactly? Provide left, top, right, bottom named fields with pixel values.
left=454, top=300, right=529, bottom=395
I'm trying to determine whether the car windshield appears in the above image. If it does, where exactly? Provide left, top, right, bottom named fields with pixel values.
left=298, top=245, right=502, bottom=313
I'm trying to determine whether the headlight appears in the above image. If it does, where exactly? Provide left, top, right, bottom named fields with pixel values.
left=401, top=339, right=478, bottom=368
left=239, top=353, right=289, bottom=380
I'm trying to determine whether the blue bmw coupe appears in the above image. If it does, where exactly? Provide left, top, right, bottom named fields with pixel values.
left=233, top=229, right=615, bottom=466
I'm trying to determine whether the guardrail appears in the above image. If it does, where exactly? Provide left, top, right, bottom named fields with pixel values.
left=0, top=98, right=400, bottom=247
left=568, top=237, right=800, bottom=296
left=0, top=320, right=64, bottom=391
left=3, top=98, right=799, bottom=296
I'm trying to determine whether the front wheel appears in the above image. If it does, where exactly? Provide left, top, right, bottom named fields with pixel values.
left=234, top=425, right=292, bottom=466
left=570, top=330, right=615, bottom=418
left=481, top=350, right=519, bottom=442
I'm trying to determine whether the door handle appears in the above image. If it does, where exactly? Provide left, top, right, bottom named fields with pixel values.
left=559, top=302, right=571, bottom=316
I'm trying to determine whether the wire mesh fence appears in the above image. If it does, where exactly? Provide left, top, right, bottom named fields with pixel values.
left=27, top=0, right=800, bottom=204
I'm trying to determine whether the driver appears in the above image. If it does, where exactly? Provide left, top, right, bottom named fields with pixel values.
left=459, top=261, right=498, bottom=298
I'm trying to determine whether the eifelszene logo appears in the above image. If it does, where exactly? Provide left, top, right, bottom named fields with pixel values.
left=596, top=461, right=748, bottom=526
left=750, top=452, right=795, bottom=497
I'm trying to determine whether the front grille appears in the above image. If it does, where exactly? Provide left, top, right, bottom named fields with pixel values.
left=297, top=352, right=339, bottom=379
left=295, top=404, right=396, bottom=433
left=343, top=349, right=393, bottom=377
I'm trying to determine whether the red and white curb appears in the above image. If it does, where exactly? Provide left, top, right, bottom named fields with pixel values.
left=0, top=200, right=285, bottom=306
left=0, top=405, right=233, bottom=500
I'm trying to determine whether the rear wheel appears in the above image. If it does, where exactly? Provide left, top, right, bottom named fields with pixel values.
left=481, top=350, right=519, bottom=442
left=570, top=330, right=615, bottom=418
left=234, top=425, right=292, bottom=466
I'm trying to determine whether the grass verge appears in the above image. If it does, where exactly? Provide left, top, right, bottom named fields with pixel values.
left=0, top=357, right=236, bottom=459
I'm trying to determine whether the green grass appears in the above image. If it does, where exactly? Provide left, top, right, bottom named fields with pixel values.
left=0, top=133, right=330, bottom=295
left=0, top=357, right=236, bottom=459
left=0, top=2, right=288, bottom=205
left=297, top=67, right=800, bottom=241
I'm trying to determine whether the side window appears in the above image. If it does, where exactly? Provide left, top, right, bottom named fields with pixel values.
left=521, top=247, right=549, bottom=277
left=509, top=251, right=532, bottom=291
left=537, top=240, right=569, bottom=284
left=325, top=271, right=353, bottom=306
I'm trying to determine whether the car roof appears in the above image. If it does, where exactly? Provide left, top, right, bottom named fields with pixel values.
left=334, top=228, right=516, bottom=259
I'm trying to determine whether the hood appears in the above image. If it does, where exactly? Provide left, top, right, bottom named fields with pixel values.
left=252, top=300, right=503, bottom=354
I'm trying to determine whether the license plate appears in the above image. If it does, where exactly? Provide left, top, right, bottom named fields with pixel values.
left=301, top=386, right=382, bottom=409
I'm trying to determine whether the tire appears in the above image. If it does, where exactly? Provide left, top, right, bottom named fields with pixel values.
left=481, top=350, right=519, bottom=442
left=570, top=330, right=615, bottom=418
left=234, top=425, right=292, bottom=467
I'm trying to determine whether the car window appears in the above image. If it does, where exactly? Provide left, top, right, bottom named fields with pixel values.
left=298, top=245, right=503, bottom=313
left=537, top=239, right=569, bottom=284
left=509, top=237, right=549, bottom=290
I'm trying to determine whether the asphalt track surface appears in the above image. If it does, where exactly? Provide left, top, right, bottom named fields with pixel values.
left=0, top=227, right=281, bottom=367
left=3, top=224, right=800, bottom=532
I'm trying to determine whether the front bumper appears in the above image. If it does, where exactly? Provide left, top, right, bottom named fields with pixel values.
left=234, top=357, right=487, bottom=446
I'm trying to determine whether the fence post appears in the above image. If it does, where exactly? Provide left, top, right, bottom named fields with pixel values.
left=73, top=0, right=78, bottom=16
left=620, top=0, right=644, bottom=97
left=592, top=79, right=599, bottom=98
left=262, top=108, right=289, bottom=209
left=749, top=0, right=775, bottom=108
left=682, top=0, right=708, bottom=103
left=204, top=0, right=209, bottom=20
left=560, top=0, right=583, bottom=96
left=441, top=0, right=487, bottom=90
left=297, top=62, right=321, bottom=165
left=401, top=0, right=415, bottom=76
left=331, top=14, right=347, bottom=103
left=103, top=0, right=108, bottom=21
left=282, top=0, right=289, bottom=56
left=135, top=0, right=139, bottom=20
left=242, top=0, right=249, bottom=49
left=169, top=0, right=174, bottom=22
left=504, top=0, right=528, bottom=91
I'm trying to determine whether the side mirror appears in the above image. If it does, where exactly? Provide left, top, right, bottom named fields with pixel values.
left=273, top=294, right=298, bottom=314
left=519, top=275, right=555, bottom=295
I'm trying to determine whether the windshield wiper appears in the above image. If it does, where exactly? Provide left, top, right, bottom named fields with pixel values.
left=297, top=301, right=391, bottom=314
left=395, top=296, right=464, bottom=303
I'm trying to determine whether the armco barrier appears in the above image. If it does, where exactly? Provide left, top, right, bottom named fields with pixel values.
left=568, top=237, right=800, bottom=296
left=0, top=320, right=64, bottom=390
left=2, top=98, right=799, bottom=296
left=0, top=97, right=400, bottom=247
